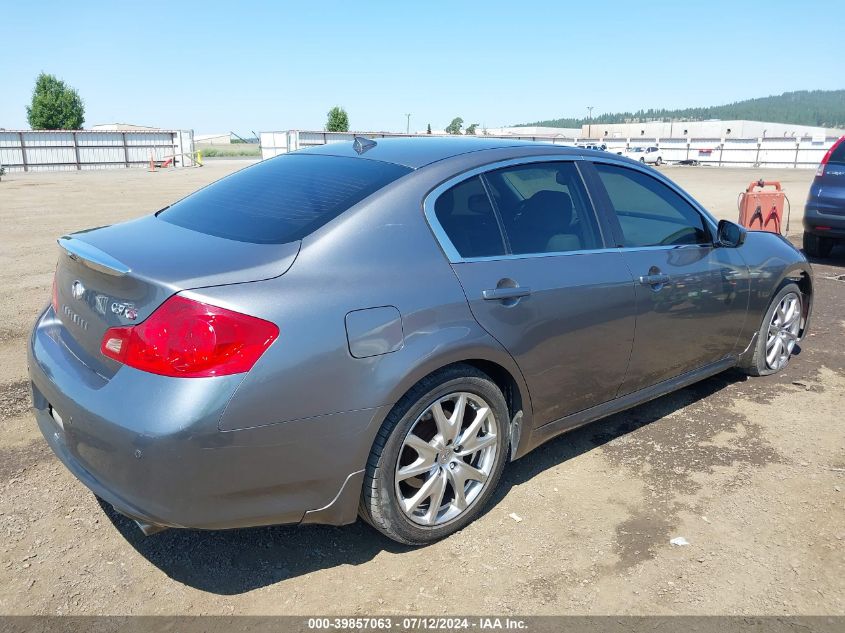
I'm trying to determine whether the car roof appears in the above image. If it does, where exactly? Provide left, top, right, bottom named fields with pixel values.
left=296, top=136, right=582, bottom=169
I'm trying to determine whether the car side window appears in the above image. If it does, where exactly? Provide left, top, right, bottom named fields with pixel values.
left=593, top=163, right=711, bottom=248
left=434, top=176, right=507, bottom=258
left=483, top=162, right=602, bottom=255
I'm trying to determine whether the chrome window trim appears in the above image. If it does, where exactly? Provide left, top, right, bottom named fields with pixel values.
left=451, top=247, right=612, bottom=264
left=423, top=154, right=604, bottom=264
left=617, top=243, right=714, bottom=253
left=448, top=243, right=715, bottom=265
left=423, top=153, right=720, bottom=265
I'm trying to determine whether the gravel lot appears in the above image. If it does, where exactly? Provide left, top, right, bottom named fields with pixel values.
left=0, top=161, right=843, bottom=615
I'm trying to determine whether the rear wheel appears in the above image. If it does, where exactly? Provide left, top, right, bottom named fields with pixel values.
left=656, top=157, right=663, bottom=166
left=803, top=232, right=834, bottom=258
left=739, top=283, right=802, bottom=376
left=360, top=365, right=509, bottom=545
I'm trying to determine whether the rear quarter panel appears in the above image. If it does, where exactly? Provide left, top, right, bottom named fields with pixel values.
left=187, top=152, right=537, bottom=465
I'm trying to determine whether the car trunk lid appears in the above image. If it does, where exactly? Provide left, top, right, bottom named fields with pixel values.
left=53, top=215, right=299, bottom=376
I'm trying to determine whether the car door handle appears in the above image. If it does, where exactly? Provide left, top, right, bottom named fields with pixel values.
left=482, top=287, right=532, bottom=301
left=638, top=273, right=670, bottom=286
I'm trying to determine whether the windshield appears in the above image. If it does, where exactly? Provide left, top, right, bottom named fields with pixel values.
left=160, top=154, right=411, bottom=244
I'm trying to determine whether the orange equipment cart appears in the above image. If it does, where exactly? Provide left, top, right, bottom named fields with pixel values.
left=737, top=180, right=790, bottom=235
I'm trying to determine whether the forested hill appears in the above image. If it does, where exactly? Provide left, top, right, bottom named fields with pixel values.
left=522, top=90, right=845, bottom=129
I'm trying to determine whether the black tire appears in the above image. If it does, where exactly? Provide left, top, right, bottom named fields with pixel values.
left=803, top=232, right=834, bottom=258
left=656, top=157, right=663, bottom=166
left=640, top=157, right=646, bottom=163
left=738, top=282, right=802, bottom=377
left=359, top=364, right=510, bottom=545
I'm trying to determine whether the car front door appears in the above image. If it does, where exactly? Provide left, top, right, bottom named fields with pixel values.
left=426, top=159, right=636, bottom=427
left=584, top=161, right=749, bottom=395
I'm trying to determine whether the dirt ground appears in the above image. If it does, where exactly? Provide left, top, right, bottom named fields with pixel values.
left=0, top=161, right=843, bottom=616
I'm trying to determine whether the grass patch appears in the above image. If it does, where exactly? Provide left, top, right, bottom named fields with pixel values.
left=198, top=144, right=261, bottom=158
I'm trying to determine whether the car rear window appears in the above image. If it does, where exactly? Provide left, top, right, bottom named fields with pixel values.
left=829, top=139, right=845, bottom=164
left=159, top=154, right=411, bottom=244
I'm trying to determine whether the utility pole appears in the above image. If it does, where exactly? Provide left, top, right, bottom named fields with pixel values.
left=587, top=106, right=594, bottom=138
left=406, top=113, right=411, bottom=135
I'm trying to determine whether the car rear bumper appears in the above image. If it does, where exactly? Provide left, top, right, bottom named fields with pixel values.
left=28, top=307, right=386, bottom=532
left=804, top=206, right=845, bottom=238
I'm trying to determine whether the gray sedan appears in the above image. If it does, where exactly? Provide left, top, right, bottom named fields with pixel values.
left=29, top=138, right=813, bottom=545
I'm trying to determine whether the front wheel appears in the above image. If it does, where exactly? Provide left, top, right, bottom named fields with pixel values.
left=739, top=283, right=803, bottom=376
left=360, top=365, right=510, bottom=545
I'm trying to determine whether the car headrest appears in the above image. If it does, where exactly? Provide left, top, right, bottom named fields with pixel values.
left=467, top=194, right=490, bottom=214
left=520, top=190, right=573, bottom=232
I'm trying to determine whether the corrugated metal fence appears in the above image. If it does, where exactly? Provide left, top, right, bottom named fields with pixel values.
left=260, top=130, right=837, bottom=169
left=0, top=130, right=195, bottom=172
left=602, top=136, right=834, bottom=168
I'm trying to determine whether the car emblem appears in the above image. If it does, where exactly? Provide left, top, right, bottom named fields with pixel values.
left=111, top=301, right=139, bottom=321
left=94, top=294, right=109, bottom=315
left=71, top=280, right=86, bottom=300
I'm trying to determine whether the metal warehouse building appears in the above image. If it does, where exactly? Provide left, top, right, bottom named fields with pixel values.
left=586, top=120, right=843, bottom=139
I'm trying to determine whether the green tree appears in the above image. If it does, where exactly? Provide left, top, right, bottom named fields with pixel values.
left=427, top=123, right=432, bottom=135
left=445, top=117, right=464, bottom=135
left=465, top=123, right=479, bottom=135
left=326, top=106, right=349, bottom=132
left=26, top=73, right=85, bottom=129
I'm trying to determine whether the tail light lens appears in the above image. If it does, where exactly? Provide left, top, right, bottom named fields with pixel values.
left=100, top=295, right=279, bottom=378
left=817, top=135, right=845, bottom=177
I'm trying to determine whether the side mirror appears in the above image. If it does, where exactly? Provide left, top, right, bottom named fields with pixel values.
left=716, top=219, right=746, bottom=248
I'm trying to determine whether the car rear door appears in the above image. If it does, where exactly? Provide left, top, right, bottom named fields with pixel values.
left=582, top=160, right=749, bottom=395
left=425, top=158, right=636, bottom=427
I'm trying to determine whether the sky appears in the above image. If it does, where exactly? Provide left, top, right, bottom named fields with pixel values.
left=1, top=0, right=843, bottom=135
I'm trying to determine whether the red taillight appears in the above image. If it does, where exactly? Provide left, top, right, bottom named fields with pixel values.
left=100, top=295, right=279, bottom=378
left=817, top=135, right=845, bottom=177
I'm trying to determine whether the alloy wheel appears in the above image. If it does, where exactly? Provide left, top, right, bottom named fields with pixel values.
left=394, top=392, right=499, bottom=526
left=765, top=292, right=801, bottom=371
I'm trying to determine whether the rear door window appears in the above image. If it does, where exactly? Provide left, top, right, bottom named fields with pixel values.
left=484, top=162, right=603, bottom=255
left=160, top=154, right=411, bottom=244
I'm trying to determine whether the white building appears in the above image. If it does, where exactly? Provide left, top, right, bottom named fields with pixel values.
left=194, top=133, right=232, bottom=145
left=487, top=125, right=581, bottom=137
left=89, top=123, right=161, bottom=131
left=580, top=120, right=843, bottom=140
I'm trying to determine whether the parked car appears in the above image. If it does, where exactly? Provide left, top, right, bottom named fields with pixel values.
left=30, top=138, right=813, bottom=545
left=577, top=143, right=607, bottom=151
left=803, top=135, right=845, bottom=257
left=621, top=145, right=664, bottom=165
